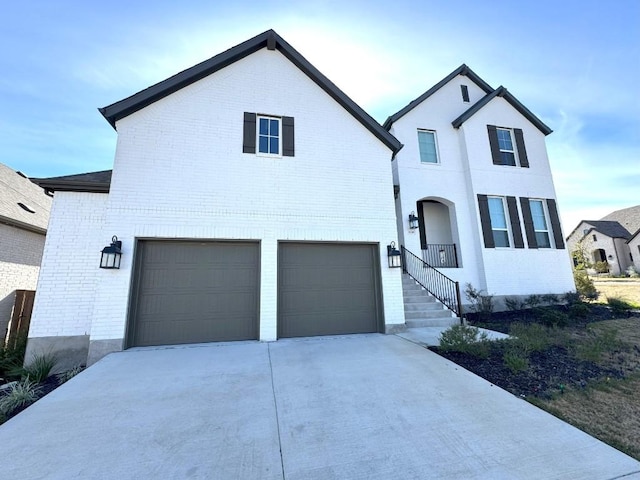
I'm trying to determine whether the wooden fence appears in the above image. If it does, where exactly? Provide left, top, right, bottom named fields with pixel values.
left=6, top=290, right=35, bottom=349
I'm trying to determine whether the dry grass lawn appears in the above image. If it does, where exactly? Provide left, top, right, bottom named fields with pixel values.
left=532, top=318, right=640, bottom=460
left=593, top=278, right=640, bottom=306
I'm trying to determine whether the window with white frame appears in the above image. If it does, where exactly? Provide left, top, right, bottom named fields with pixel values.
left=257, top=116, right=281, bottom=155
left=488, top=196, right=510, bottom=247
left=496, top=128, right=517, bottom=166
left=529, top=199, right=551, bottom=248
left=417, top=130, right=439, bottom=164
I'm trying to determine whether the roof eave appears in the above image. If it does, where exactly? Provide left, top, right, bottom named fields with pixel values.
left=0, top=215, right=46, bottom=235
left=32, top=179, right=110, bottom=194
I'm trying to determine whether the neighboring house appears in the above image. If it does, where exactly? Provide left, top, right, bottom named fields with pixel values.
left=384, top=65, right=575, bottom=306
left=26, top=30, right=576, bottom=368
left=27, top=30, right=404, bottom=369
left=0, top=163, right=52, bottom=342
left=628, top=228, right=640, bottom=273
left=566, top=205, right=640, bottom=275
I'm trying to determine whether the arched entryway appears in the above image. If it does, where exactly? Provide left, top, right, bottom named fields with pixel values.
left=416, top=198, right=460, bottom=267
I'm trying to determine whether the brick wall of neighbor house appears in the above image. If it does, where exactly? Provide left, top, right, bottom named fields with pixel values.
left=26, top=192, right=107, bottom=368
left=629, top=236, right=640, bottom=273
left=0, top=224, right=46, bottom=340
left=391, top=74, right=574, bottom=303
left=46, top=47, right=404, bottom=362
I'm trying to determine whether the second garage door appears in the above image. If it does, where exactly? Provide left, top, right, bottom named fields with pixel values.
left=128, top=240, right=260, bottom=347
left=278, top=243, right=382, bottom=338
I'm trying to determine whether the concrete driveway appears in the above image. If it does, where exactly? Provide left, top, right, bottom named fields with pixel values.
left=1, top=334, right=638, bottom=479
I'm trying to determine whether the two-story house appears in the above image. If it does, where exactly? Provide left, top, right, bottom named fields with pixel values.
left=26, top=31, right=575, bottom=368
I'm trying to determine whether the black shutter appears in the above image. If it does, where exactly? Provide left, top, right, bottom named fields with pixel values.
left=477, top=195, right=494, bottom=248
left=547, top=199, right=565, bottom=249
left=514, top=129, right=529, bottom=168
left=417, top=201, right=427, bottom=249
left=520, top=197, right=537, bottom=248
left=243, top=112, right=256, bottom=154
left=507, top=196, right=524, bottom=248
left=461, top=85, right=470, bottom=102
left=487, top=125, right=501, bottom=165
left=282, top=116, right=295, bottom=157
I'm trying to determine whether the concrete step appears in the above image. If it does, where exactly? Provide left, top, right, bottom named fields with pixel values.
left=404, top=302, right=444, bottom=312
left=404, top=309, right=453, bottom=320
left=406, top=317, right=459, bottom=328
left=403, top=294, right=437, bottom=303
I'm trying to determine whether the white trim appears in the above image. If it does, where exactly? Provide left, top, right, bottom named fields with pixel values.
left=496, top=127, right=519, bottom=167
left=529, top=199, right=552, bottom=248
left=487, top=196, right=511, bottom=248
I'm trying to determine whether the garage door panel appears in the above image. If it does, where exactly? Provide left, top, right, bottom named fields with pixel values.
left=129, top=241, right=259, bottom=347
left=278, top=243, right=382, bottom=338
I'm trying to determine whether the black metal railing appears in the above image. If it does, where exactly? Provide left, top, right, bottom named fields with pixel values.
left=402, top=246, right=462, bottom=319
left=422, top=244, right=458, bottom=268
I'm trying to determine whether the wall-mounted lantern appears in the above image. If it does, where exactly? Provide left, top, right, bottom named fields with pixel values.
left=387, top=241, right=402, bottom=268
left=100, top=236, right=122, bottom=269
left=408, top=212, right=419, bottom=230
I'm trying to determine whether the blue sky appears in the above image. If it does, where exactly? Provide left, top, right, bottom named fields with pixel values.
left=1, top=0, right=638, bottom=233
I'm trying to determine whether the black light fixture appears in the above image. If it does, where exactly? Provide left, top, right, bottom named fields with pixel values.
left=100, top=236, right=122, bottom=269
left=408, top=212, right=419, bottom=230
left=387, top=241, right=402, bottom=268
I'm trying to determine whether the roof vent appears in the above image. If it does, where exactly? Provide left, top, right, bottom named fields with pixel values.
left=17, top=202, right=35, bottom=213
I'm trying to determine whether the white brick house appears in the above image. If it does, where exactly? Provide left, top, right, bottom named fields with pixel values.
left=0, top=163, right=52, bottom=342
left=384, top=65, right=575, bottom=306
left=27, top=31, right=576, bottom=368
left=27, top=30, right=404, bottom=367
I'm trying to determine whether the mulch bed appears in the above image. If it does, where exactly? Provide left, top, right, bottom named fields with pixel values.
left=430, top=305, right=638, bottom=399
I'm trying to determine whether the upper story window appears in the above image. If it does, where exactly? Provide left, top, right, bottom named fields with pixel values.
left=417, top=129, right=439, bottom=164
left=529, top=199, right=551, bottom=248
left=496, top=128, right=516, bottom=166
left=487, top=125, right=529, bottom=168
left=488, top=196, right=510, bottom=247
left=243, top=112, right=295, bottom=157
left=258, top=116, right=281, bottom=155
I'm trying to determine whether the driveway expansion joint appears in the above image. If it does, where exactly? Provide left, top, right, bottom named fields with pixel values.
left=268, top=343, right=286, bottom=480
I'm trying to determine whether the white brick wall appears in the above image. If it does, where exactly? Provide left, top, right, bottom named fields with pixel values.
left=35, top=48, right=405, bottom=346
left=0, top=224, right=46, bottom=334
left=392, top=73, right=575, bottom=298
left=28, top=192, right=107, bottom=337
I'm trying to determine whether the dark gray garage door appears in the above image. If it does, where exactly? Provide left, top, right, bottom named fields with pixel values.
left=278, top=243, right=382, bottom=338
left=128, top=241, right=259, bottom=347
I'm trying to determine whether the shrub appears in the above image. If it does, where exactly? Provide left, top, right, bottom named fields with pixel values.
left=11, top=353, right=58, bottom=383
left=569, top=302, right=591, bottom=319
left=0, top=379, right=41, bottom=416
left=0, top=333, right=28, bottom=377
left=573, top=270, right=598, bottom=301
left=509, top=323, right=552, bottom=352
left=525, top=294, right=543, bottom=308
left=575, top=327, right=620, bottom=362
left=464, top=284, right=494, bottom=320
left=503, top=345, right=529, bottom=374
left=606, top=296, right=633, bottom=315
left=626, top=266, right=639, bottom=278
left=541, top=294, right=559, bottom=305
left=439, top=325, right=490, bottom=358
left=535, top=309, right=569, bottom=328
left=58, top=366, right=84, bottom=384
left=594, top=261, right=610, bottom=274
left=505, top=297, right=524, bottom=311
left=563, top=291, right=581, bottom=305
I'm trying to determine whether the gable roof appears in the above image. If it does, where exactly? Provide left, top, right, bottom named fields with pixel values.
left=0, top=163, right=52, bottom=234
left=451, top=86, right=553, bottom=135
left=571, top=220, right=632, bottom=241
left=628, top=227, right=640, bottom=244
left=600, top=205, right=640, bottom=236
left=32, top=170, right=112, bottom=194
left=99, top=29, right=401, bottom=154
left=382, top=64, right=493, bottom=130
